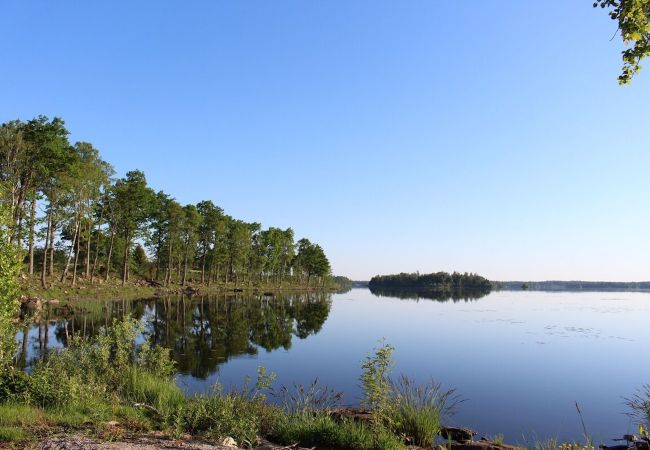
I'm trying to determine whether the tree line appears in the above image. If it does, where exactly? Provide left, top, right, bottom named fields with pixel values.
left=0, top=115, right=332, bottom=288
left=368, top=271, right=492, bottom=294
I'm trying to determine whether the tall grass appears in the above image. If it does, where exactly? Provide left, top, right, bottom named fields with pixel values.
left=272, top=378, right=343, bottom=417
left=272, top=414, right=405, bottom=450
left=626, top=384, right=650, bottom=428
left=389, top=374, right=461, bottom=447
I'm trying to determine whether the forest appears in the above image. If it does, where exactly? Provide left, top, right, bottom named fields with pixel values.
left=368, top=271, right=492, bottom=295
left=0, top=115, right=333, bottom=289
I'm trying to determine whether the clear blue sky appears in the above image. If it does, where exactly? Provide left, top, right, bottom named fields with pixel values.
left=2, top=1, right=649, bottom=281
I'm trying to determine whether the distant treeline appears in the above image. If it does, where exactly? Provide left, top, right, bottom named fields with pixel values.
left=496, top=280, right=650, bottom=292
left=331, top=276, right=353, bottom=292
left=368, top=271, right=492, bottom=294
left=0, top=115, right=336, bottom=288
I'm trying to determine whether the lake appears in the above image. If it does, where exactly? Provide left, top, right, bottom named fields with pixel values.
left=18, top=288, right=650, bottom=445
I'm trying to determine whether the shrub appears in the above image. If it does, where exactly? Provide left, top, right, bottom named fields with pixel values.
left=360, top=339, right=395, bottom=427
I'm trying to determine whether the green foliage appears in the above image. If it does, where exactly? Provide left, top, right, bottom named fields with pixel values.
left=0, top=425, right=29, bottom=442
left=0, top=205, right=20, bottom=373
left=360, top=339, right=395, bottom=428
left=132, top=244, right=148, bottom=274
left=123, top=368, right=184, bottom=423
left=595, top=0, right=650, bottom=84
left=272, top=414, right=405, bottom=450
left=389, top=374, right=460, bottom=447
left=369, top=271, right=492, bottom=293
left=138, top=342, right=176, bottom=378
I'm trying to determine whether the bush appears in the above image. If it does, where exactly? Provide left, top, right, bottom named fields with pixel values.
left=360, top=340, right=394, bottom=427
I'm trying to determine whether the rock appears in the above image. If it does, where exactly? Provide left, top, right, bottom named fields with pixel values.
left=446, top=442, right=522, bottom=450
left=47, top=299, right=60, bottom=306
left=440, top=426, right=478, bottom=442
left=221, top=436, right=237, bottom=447
left=329, top=407, right=373, bottom=424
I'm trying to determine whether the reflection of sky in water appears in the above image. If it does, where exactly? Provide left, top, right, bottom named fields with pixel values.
left=19, top=289, right=650, bottom=445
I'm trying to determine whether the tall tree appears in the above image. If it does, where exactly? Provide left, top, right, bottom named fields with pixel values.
left=112, top=170, right=154, bottom=285
left=180, top=204, right=201, bottom=286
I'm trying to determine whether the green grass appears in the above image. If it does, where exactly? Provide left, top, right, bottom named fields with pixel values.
left=0, top=403, right=43, bottom=427
left=0, top=425, right=29, bottom=443
left=272, top=415, right=405, bottom=450
left=389, top=375, right=460, bottom=447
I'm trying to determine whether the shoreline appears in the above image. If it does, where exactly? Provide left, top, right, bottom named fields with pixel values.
left=19, top=275, right=343, bottom=304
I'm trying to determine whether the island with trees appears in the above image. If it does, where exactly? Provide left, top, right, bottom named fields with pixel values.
left=368, top=271, right=493, bottom=301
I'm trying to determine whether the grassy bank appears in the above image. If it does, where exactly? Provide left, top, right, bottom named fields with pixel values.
left=0, top=318, right=457, bottom=449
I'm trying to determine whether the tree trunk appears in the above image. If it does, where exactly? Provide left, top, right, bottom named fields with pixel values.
left=121, top=230, right=130, bottom=286
left=201, top=252, right=206, bottom=284
left=40, top=210, right=52, bottom=288
left=28, top=192, right=36, bottom=275
left=165, top=240, right=173, bottom=286
left=105, top=229, right=115, bottom=281
left=72, top=223, right=81, bottom=286
left=48, top=221, right=55, bottom=276
left=60, top=217, right=80, bottom=283
left=85, top=219, right=92, bottom=278
left=90, top=203, right=105, bottom=284
left=182, top=252, right=188, bottom=286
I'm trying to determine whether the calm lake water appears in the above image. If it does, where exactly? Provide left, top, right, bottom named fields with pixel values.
left=19, top=288, right=650, bottom=445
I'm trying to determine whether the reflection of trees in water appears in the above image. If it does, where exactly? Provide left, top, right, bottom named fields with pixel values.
left=368, top=286, right=490, bottom=302
left=21, top=292, right=332, bottom=379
